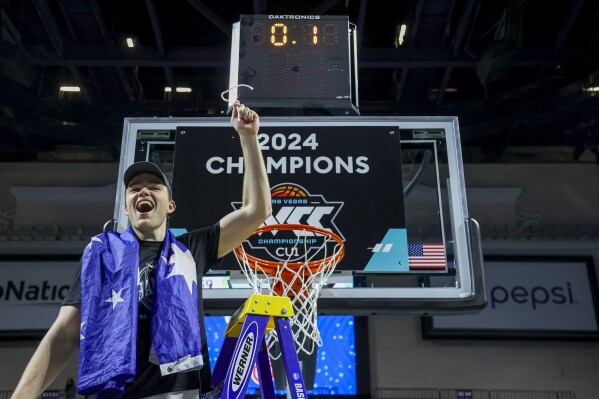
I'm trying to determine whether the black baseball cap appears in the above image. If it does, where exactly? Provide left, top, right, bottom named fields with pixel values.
left=123, top=161, right=172, bottom=194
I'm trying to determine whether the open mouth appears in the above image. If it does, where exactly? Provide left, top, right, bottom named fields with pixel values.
left=136, top=200, right=154, bottom=213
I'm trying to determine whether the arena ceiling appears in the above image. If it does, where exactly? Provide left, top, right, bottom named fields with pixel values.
left=1, top=0, right=599, bottom=163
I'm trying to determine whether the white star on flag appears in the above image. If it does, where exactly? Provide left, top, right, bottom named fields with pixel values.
left=85, top=236, right=103, bottom=250
left=105, top=289, right=125, bottom=309
left=80, top=321, right=86, bottom=340
left=166, top=243, right=197, bottom=294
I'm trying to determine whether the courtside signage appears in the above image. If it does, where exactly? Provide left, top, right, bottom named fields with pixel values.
left=423, top=257, right=599, bottom=339
left=0, top=259, right=78, bottom=334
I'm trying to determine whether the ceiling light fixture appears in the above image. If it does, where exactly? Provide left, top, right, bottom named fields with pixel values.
left=126, top=37, right=136, bottom=48
left=431, top=88, right=458, bottom=93
left=165, top=87, right=192, bottom=93
left=59, top=86, right=81, bottom=92
left=396, top=24, right=407, bottom=46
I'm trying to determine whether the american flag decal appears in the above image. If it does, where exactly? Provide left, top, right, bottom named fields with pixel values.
left=408, top=243, right=446, bottom=269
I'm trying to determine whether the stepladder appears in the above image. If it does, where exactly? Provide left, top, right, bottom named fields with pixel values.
left=211, top=293, right=308, bottom=399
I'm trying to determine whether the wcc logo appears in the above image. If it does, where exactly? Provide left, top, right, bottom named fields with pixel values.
left=232, top=183, right=344, bottom=262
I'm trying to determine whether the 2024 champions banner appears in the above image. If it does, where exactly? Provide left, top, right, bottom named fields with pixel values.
left=171, top=123, right=409, bottom=272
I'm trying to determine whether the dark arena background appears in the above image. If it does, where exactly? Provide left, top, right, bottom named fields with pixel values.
left=1, top=1, right=599, bottom=399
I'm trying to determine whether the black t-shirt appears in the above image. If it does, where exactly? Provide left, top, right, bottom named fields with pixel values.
left=62, top=224, right=220, bottom=399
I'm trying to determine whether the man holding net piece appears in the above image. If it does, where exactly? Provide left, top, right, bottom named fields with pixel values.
left=10, top=100, right=271, bottom=399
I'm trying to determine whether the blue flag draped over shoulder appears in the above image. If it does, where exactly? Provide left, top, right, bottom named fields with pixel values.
left=79, top=226, right=203, bottom=397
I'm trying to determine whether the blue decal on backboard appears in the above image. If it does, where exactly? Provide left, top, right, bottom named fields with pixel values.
left=364, top=228, right=409, bottom=272
left=169, top=228, right=188, bottom=237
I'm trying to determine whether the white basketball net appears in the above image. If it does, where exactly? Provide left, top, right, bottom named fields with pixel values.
left=234, top=226, right=344, bottom=360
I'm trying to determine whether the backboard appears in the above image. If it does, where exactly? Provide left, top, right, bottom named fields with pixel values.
left=114, top=116, right=485, bottom=315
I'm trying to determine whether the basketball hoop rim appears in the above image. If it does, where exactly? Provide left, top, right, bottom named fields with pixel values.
left=234, top=223, right=345, bottom=274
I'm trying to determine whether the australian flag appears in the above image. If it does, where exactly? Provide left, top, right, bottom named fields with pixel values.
left=79, top=226, right=202, bottom=397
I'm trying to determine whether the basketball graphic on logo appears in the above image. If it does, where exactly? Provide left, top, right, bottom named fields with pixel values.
left=271, top=184, right=307, bottom=197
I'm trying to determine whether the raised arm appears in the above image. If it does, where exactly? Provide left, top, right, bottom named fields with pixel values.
left=218, top=101, right=272, bottom=258
left=11, top=305, right=81, bottom=399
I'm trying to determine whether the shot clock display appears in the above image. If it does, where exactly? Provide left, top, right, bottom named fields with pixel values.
left=228, top=15, right=359, bottom=115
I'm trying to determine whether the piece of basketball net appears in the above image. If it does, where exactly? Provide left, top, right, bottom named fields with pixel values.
left=234, top=224, right=345, bottom=359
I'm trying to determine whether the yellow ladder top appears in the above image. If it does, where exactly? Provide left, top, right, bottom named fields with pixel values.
left=224, top=293, right=295, bottom=337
